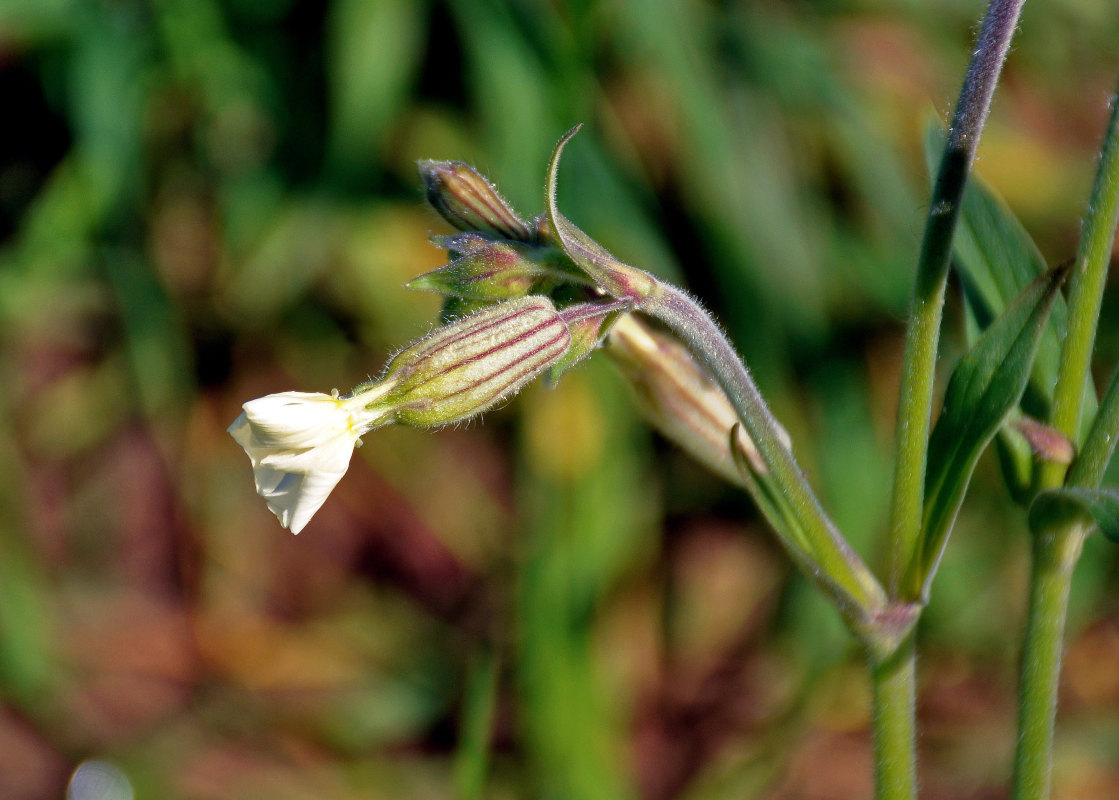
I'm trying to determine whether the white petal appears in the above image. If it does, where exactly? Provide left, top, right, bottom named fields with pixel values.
left=241, top=392, right=354, bottom=449
left=258, top=432, right=356, bottom=475
left=260, top=464, right=350, bottom=534
left=228, top=391, right=365, bottom=534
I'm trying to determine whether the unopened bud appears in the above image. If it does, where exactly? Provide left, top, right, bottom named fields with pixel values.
left=606, top=314, right=790, bottom=485
left=1016, top=416, right=1076, bottom=465
left=419, top=160, right=533, bottom=241
left=381, top=296, right=572, bottom=427
left=409, top=238, right=580, bottom=301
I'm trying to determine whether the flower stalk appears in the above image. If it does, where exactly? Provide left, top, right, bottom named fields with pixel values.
left=1013, top=74, right=1119, bottom=800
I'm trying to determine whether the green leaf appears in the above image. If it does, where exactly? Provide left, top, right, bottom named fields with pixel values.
left=727, top=424, right=864, bottom=620
left=1069, top=365, right=1119, bottom=488
left=1029, top=487, right=1119, bottom=543
left=545, top=126, right=656, bottom=303
left=908, top=264, right=1070, bottom=599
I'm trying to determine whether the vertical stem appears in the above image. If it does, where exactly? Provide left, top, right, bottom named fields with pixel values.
left=872, top=637, right=918, bottom=800
left=875, top=5, right=1023, bottom=799
left=1013, top=73, right=1119, bottom=800
left=1012, top=524, right=1086, bottom=800
left=888, top=0, right=1026, bottom=598
left=453, top=648, right=500, bottom=800
left=1040, top=77, right=1119, bottom=489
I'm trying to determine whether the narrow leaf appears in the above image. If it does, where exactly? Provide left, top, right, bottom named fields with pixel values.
left=1029, top=487, right=1119, bottom=543
left=545, top=126, right=656, bottom=302
left=907, top=264, right=1069, bottom=599
left=728, top=423, right=805, bottom=552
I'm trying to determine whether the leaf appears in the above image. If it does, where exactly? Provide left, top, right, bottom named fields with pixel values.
left=545, top=126, right=656, bottom=302
left=1068, top=365, right=1119, bottom=488
left=907, top=264, right=1070, bottom=599
left=1029, top=487, right=1119, bottom=543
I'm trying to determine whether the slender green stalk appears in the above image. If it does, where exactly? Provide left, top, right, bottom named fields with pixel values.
left=1040, top=78, right=1119, bottom=489
left=1067, top=364, right=1119, bottom=488
left=888, top=0, right=1026, bottom=599
left=871, top=637, right=918, bottom=800
left=1013, top=75, right=1119, bottom=800
left=645, top=283, right=888, bottom=628
left=1012, top=524, right=1087, bottom=800
left=867, top=5, right=1025, bottom=798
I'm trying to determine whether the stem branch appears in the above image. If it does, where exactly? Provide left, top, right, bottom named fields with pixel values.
left=1042, top=77, right=1119, bottom=488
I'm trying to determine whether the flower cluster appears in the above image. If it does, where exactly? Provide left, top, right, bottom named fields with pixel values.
left=231, top=138, right=759, bottom=533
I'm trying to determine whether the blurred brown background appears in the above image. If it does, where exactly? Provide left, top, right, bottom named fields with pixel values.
left=1, top=0, right=1117, bottom=798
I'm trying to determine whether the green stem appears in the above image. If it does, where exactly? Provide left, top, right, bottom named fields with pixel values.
left=1041, top=75, right=1119, bottom=489
left=1067, top=363, right=1119, bottom=488
left=645, top=283, right=888, bottom=628
left=1012, top=72, right=1119, bottom=800
left=888, top=0, right=1026, bottom=599
left=871, top=637, right=918, bottom=800
left=1012, top=524, right=1087, bottom=800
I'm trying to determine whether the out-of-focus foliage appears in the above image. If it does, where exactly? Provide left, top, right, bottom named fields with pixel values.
left=1, top=1, right=1117, bottom=798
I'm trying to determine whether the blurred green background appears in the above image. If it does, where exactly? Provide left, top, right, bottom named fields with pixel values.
left=1, top=0, right=1118, bottom=798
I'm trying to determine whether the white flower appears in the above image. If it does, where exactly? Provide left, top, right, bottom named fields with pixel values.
left=228, top=390, right=389, bottom=534
left=230, top=297, right=573, bottom=534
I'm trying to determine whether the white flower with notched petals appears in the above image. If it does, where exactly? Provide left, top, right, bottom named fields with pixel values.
left=228, top=390, right=391, bottom=534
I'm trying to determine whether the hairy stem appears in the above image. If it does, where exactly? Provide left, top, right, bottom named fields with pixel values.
left=645, top=284, right=889, bottom=630
left=887, top=0, right=1026, bottom=599
left=1041, top=77, right=1119, bottom=489
left=1012, top=524, right=1087, bottom=800
left=872, top=637, right=918, bottom=800
left=1014, top=72, right=1119, bottom=800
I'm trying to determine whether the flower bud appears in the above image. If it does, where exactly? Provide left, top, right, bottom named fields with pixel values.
left=1015, top=416, right=1075, bottom=465
left=606, top=314, right=790, bottom=485
left=408, top=238, right=579, bottom=301
left=419, top=160, right=533, bottom=241
left=381, top=296, right=572, bottom=427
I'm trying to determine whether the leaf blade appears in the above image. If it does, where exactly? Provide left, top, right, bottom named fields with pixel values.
left=1029, top=487, right=1119, bottom=543
left=909, top=264, right=1069, bottom=598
